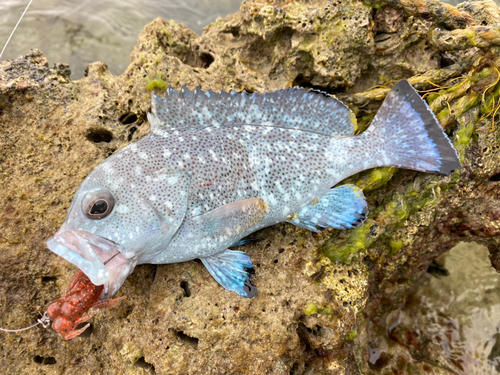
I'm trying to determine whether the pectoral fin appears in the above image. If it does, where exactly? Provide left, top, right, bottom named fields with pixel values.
left=201, top=250, right=257, bottom=298
left=193, top=198, right=269, bottom=238
left=287, top=184, right=368, bottom=232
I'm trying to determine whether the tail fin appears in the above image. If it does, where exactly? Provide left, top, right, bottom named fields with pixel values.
left=361, top=80, right=460, bottom=175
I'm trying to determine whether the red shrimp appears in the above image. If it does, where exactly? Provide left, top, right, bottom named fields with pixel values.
left=46, top=270, right=126, bottom=340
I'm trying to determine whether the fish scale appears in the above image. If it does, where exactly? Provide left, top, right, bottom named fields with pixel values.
left=47, top=80, right=460, bottom=299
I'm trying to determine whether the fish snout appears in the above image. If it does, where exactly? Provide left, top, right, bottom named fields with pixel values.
left=46, top=227, right=136, bottom=297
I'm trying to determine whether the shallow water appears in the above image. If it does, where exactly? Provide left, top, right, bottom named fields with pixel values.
left=408, top=243, right=500, bottom=374
left=0, top=0, right=241, bottom=79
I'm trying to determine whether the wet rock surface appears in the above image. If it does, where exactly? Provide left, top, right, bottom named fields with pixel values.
left=1, top=0, right=500, bottom=374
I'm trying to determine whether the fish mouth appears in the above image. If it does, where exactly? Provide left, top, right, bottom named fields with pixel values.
left=46, top=226, right=135, bottom=297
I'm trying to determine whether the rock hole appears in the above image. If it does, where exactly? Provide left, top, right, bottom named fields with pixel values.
left=427, top=260, right=449, bottom=277
left=290, top=362, right=300, bottom=375
left=273, top=259, right=278, bottom=263
left=75, top=323, right=93, bottom=338
left=42, top=276, right=57, bottom=283
left=123, top=306, right=133, bottom=319
left=128, top=126, right=137, bottom=142
left=199, top=53, right=214, bottom=69
left=292, top=74, right=339, bottom=95
left=226, top=27, right=240, bottom=38
left=119, top=112, right=138, bottom=125
left=490, top=172, right=500, bottom=181
left=180, top=281, right=191, bottom=297
left=34, top=356, right=57, bottom=365
left=135, top=356, right=156, bottom=373
left=278, top=248, right=285, bottom=253
left=176, top=331, right=199, bottom=348
left=86, top=128, right=113, bottom=143
left=343, top=301, right=348, bottom=307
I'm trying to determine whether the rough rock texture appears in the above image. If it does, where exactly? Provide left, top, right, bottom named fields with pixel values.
left=1, top=0, right=500, bottom=374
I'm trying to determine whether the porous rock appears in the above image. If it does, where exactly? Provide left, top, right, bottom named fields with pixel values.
left=1, top=0, right=500, bottom=374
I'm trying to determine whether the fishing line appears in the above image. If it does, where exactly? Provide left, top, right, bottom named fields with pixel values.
left=0, top=251, right=120, bottom=334
left=0, top=0, right=34, bottom=59
left=0, top=312, right=50, bottom=333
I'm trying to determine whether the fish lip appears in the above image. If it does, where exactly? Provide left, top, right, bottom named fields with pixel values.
left=46, top=227, right=132, bottom=296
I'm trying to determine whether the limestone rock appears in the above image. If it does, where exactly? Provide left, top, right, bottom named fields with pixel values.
left=1, top=0, right=500, bottom=374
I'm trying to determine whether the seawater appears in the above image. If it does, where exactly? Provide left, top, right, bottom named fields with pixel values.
left=408, top=243, right=500, bottom=374
left=0, top=0, right=241, bottom=79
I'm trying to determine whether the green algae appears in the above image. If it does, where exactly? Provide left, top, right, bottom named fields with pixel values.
left=352, top=167, right=398, bottom=193
left=304, top=303, right=335, bottom=316
left=145, top=77, right=168, bottom=91
left=321, top=306, right=334, bottom=316
left=455, top=123, right=475, bottom=162
left=304, top=303, right=318, bottom=315
left=389, top=238, right=403, bottom=255
left=345, top=330, right=358, bottom=341
left=322, top=221, right=372, bottom=264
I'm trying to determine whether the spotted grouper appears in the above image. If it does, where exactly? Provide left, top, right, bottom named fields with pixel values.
left=46, top=80, right=460, bottom=298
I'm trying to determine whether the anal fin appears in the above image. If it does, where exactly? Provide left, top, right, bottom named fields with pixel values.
left=201, top=250, right=257, bottom=298
left=287, top=184, right=368, bottom=232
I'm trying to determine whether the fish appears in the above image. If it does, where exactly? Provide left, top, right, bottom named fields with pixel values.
left=46, top=80, right=460, bottom=299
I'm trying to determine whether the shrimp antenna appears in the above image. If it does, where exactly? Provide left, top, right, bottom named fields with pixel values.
left=0, top=311, right=51, bottom=333
left=0, top=0, right=34, bottom=59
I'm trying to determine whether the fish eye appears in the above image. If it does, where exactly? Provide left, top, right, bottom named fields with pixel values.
left=81, top=189, right=115, bottom=220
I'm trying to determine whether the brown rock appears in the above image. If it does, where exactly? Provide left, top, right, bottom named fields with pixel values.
left=1, top=0, right=500, bottom=374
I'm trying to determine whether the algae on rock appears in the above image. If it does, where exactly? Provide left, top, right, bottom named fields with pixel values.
left=1, top=0, right=500, bottom=374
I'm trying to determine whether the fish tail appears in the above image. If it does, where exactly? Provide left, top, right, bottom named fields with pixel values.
left=360, top=80, right=460, bottom=175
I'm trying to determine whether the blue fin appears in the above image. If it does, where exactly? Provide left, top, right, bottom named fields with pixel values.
left=230, top=237, right=265, bottom=248
left=201, top=250, right=257, bottom=298
left=148, top=86, right=356, bottom=136
left=287, top=184, right=368, bottom=232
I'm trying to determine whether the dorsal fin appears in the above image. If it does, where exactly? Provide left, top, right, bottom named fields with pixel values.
left=147, top=86, right=356, bottom=137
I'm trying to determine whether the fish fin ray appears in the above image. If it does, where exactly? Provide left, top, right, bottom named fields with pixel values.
left=361, top=80, right=460, bottom=175
left=149, top=87, right=355, bottom=136
left=201, top=250, right=257, bottom=298
left=229, top=237, right=265, bottom=248
left=287, top=184, right=368, bottom=231
left=192, top=198, right=269, bottom=238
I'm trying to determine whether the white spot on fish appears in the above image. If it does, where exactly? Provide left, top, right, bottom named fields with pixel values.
left=116, top=205, right=130, bottom=214
left=168, top=176, right=178, bottom=184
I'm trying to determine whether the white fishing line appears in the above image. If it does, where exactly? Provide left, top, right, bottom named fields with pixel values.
left=0, top=312, right=50, bottom=333
left=0, top=0, right=34, bottom=59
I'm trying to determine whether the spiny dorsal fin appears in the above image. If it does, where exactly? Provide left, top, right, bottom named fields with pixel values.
left=147, top=86, right=356, bottom=137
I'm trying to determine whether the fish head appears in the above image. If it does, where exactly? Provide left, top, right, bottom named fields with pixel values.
left=46, top=152, right=192, bottom=298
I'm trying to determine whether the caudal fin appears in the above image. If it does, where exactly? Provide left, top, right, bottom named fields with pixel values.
left=361, top=80, right=460, bottom=175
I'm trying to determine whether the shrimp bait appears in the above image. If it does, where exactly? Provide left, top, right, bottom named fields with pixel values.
left=46, top=270, right=126, bottom=340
